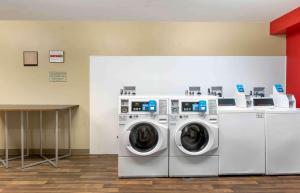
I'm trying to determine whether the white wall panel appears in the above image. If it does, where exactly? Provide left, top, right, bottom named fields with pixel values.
left=90, top=56, right=286, bottom=154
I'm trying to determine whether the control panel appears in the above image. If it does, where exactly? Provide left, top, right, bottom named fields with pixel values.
left=131, top=101, right=149, bottom=112
left=236, top=84, right=245, bottom=93
left=181, top=100, right=207, bottom=112
left=272, top=84, right=296, bottom=108
left=235, top=84, right=253, bottom=108
left=120, top=98, right=161, bottom=114
left=275, top=84, right=284, bottom=93
left=131, top=101, right=157, bottom=112
left=181, top=102, right=198, bottom=112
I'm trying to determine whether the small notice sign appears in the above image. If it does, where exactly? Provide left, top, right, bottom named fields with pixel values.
left=23, top=51, right=38, bottom=66
left=49, top=50, right=64, bottom=63
left=49, top=71, right=67, bottom=82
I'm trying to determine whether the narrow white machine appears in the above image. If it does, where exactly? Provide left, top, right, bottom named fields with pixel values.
left=169, top=95, right=219, bottom=177
left=219, top=84, right=266, bottom=175
left=118, top=96, right=169, bottom=177
left=265, top=84, right=300, bottom=175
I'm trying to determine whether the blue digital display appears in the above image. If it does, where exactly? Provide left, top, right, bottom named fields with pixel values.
left=275, top=84, right=284, bottom=93
left=148, top=100, right=157, bottom=112
left=198, top=100, right=207, bottom=112
left=236, top=84, right=245, bottom=93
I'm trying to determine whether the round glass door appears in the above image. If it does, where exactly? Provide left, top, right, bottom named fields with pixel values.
left=180, top=123, right=209, bottom=152
left=129, top=123, right=159, bottom=153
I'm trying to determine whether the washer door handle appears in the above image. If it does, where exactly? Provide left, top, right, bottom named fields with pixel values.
left=175, top=130, right=182, bottom=147
left=126, top=130, right=131, bottom=146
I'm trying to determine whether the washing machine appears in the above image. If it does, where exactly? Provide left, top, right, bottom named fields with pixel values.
left=118, top=96, right=169, bottom=178
left=265, top=84, right=300, bottom=174
left=219, top=107, right=266, bottom=175
left=265, top=109, right=300, bottom=175
left=169, top=96, right=219, bottom=177
left=219, top=85, right=275, bottom=175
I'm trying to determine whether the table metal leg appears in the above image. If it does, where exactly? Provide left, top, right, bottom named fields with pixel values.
left=55, top=110, right=59, bottom=167
left=22, top=109, right=72, bottom=169
left=0, top=159, right=5, bottom=168
left=1, top=112, right=26, bottom=168
left=4, top=112, right=8, bottom=168
left=68, top=108, right=72, bottom=156
left=40, top=111, right=43, bottom=156
left=26, top=112, right=29, bottom=156
left=21, top=111, right=24, bottom=169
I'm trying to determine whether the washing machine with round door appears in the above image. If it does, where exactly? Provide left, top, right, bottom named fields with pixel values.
left=118, top=96, right=169, bottom=177
left=169, top=96, right=219, bottom=177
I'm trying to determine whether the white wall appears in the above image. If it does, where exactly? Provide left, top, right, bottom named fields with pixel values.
left=90, top=56, right=286, bottom=154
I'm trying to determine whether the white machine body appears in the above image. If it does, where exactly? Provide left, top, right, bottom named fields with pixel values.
left=218, top=108, right=266, bottom=175
left=219, top=86, right=298, bottom=176
left=218, top=91, right=275, bottom=175
left=118, top=96, right=169, bottom=177
left=169, top=95, right=219, bottom=177
left=265, top=108, right=300, bottom=175
left=234, top=84, right=252, bottom=108
left=272, top=84, right=296, bottom=108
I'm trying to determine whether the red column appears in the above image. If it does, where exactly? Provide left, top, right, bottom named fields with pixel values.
left=271, top=7, right=300, bottom=107
left=286, top=24, right=300, bottom=102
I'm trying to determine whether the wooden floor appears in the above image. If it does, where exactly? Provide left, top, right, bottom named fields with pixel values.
left=0, top=155, right=300, bottom=193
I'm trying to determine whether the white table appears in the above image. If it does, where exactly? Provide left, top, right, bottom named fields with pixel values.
left=0, top=105, right=78, bottom=169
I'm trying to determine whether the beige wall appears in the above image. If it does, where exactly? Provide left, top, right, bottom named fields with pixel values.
left=0, top=21, right=285, bottom=151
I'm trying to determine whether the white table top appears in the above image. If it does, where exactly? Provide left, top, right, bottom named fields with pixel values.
left=0, top=104, right=79, bottom=111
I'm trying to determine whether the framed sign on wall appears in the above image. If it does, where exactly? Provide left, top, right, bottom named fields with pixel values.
left=49, top=50, right=64, bottom=63
left=23, top=51, right=38, bottom=66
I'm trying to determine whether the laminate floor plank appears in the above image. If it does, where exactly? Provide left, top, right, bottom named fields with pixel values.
left=0, top=155, right=300, bottom=193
